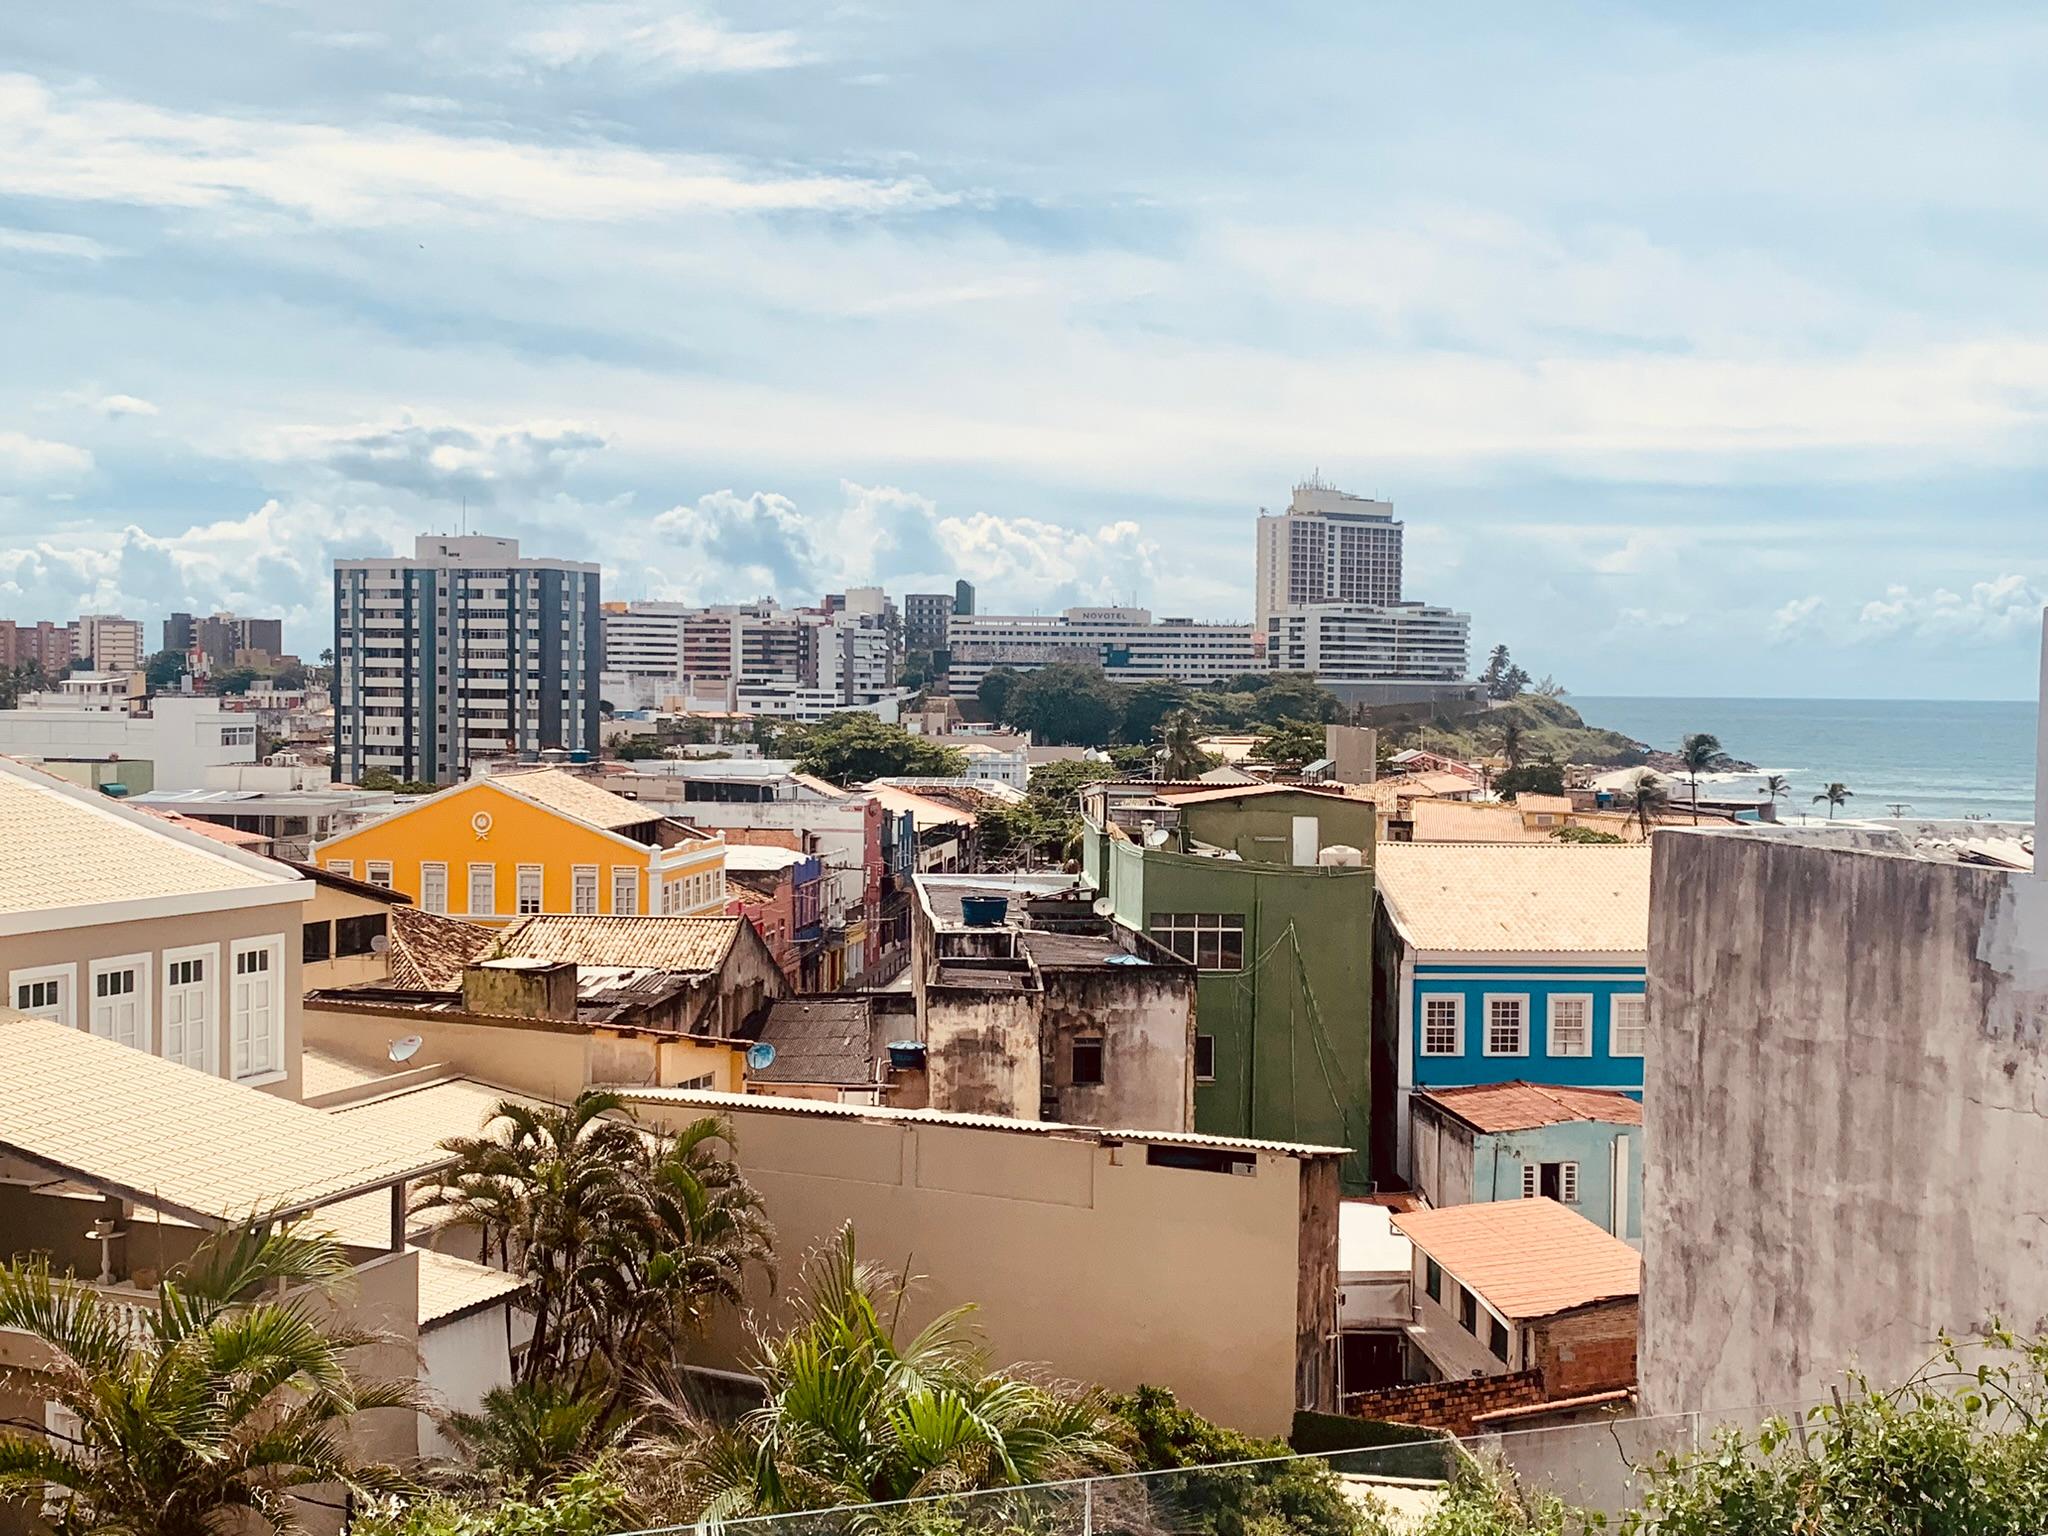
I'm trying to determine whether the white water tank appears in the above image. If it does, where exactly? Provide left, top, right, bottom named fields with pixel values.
left=1317, top=844, right=1365, bottom=866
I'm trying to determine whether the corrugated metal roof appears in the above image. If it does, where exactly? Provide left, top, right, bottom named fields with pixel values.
left=753, top=998, right=876, bottom=1085
left=1416, top=1082, right=1643, bottom=1134
left=1391, top=1199, right=1640, bottom=1320
left=616, top=1085, right=1350, bottom=1158
left=499, top=914, right=742, bottom=972
left=1376, top=843, right=1651, bottom=953
left=0, top=759, right=299, bottom=916
left=0, top=1010, right=452, bottom=1225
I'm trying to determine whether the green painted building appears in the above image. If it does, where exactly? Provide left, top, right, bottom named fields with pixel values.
left=1082, top=784, right=1377, bottom=1191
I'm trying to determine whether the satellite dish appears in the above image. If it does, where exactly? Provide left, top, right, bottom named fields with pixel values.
left=388, top=1034, right=424, bottom=1064
left=369, top=933, right=390, bottom=953
left=745, top=1042, right=777, bottom=1072
left=1143, top=827, right=1170, bottom=848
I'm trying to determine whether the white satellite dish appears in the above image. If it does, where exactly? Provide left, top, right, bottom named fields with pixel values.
left=1143, top=827, right=1170, bottom=848
left=369, top=933, right=390, bottom=953
left=388, top=1034, right=425, bottom=1064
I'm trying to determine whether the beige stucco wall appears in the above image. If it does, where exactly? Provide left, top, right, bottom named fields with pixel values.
left=0, top=904, right=304, bottom=1099
left=638, top=1098, right=1315, bottom=1437
left=304, top=1003, right=632, bottom=1100
left=301, top=881, right=396, bottom=990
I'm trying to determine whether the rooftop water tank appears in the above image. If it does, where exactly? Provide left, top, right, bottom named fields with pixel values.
left=959, top=894, right=1009, bottom=927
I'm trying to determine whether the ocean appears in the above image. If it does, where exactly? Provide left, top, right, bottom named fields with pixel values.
left=1573, top=696, right=2038, bottom=823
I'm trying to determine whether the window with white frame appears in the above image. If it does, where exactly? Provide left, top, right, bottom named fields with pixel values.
left=572, top=865, right=599, bottom=915
left=1420, top=994, right=1463, bottom=1056
left=1611, top=992, right=1648, bottom=1056
left=229, top=939, right=283, bottom=1081
left=326, top=859, right=354, bottom=879
left=420, top=862, right=449, bottom=914
left=612, top=868, right=639, bottom=915
left=88, top=956, right=150, bottom=1051
left=161, top=947, right=214, bottom=1071
left=1522, top=1160, right=1580, bottom=1204
left=1547, top=994, right=1592, bottom=1057
left=516, top=864, right=543, bottom=915
left=468, top=863, right=496, bottom=917
left=11, top=965, right=74, bottom=1026
left=1484, top=995, right=1528, bottom=1056
left=1147, top=913, right=1246, bottom=971
left=364, top=860, right=394, bottom=888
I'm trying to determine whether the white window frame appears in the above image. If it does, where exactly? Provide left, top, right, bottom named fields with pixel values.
left=516, top=864, right=544, bottom=916
left=611, top=867, right=639, bottom=916
left=1419, top=993, right=1464, bottom=1057
left=9, top=963, right=77, bottom=1027
left=228, top=936, right=286, bottom=1084
left=1147, top=912, right=1247, bottom=972
left=1482, top=993, right=1529, bottom=1057
left=364, top=860, right=394, bottom=889
left=87, top=953, right=152, bottom=1052
left=1546, top=993, right=1593, bottom=1058
left=161, top=943, right=219, bottom=1074
left=1610, top=992, right=1648, bottom=1057
left=467, top=862, right=496, bottom=919
left=326, top=859, right=354, bottom=879
left=572, top=865, right=599, bottom=915
left=420, top=861, right=449, bottom=915
left=1522, top=1160, right=1582, bottom=1205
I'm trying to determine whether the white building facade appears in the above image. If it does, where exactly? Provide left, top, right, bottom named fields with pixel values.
left=333, top=536, right=600, bottom=786
left=1266, top=604, right=1471, bottom=685
left=0, top=695, right=259, bottom=791
left=943, top=608, right=1261, bottom=696
left=1254, top=479, right=1404, bottom=631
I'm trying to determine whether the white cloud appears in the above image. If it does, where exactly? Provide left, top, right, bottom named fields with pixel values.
left=0, top=73, right=952, bottom=227
left=0, top=225, right=108, bottom=260
left=249, top=417, right=608, bottom=500
left=0, top=431, right=92, bottom=479
left=1856, top=576, right=2046, bottom=641
left=1769, top=594, right=1827, bottom=642
left=94, top=393, right=158, bottom=418
left=511, top=5, right=810, bottom=75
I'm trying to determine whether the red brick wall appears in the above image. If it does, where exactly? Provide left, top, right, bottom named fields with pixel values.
left=1345, top=1369, right=1546, bottom=1437
left=1528, top=1299, right=1639, bottom=1396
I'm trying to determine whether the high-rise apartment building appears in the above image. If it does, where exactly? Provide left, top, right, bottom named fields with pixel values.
left=333, top=535, right=600, bottom=786
left=600, top=597, right=895, bottom=718
left=1266, top=604, right=1471, bottom=685
left=69, top=614, right=144, bottom=674
left=904, top=592, right=956, bottom=652
left=167, top=611, right=286, bottom=668
left=0, top=621, right=75, bottom=676
left=1254, top=477, right=1404, bottom=631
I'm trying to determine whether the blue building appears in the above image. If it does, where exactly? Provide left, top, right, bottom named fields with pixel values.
left=1373, top=843, right=1650, bottom=1179
left=1410, top=1082, right=1644, bottom=1243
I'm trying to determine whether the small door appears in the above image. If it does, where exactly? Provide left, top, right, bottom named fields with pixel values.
left=1290, top=814, right=1320, bottom=865
left=163, top=955, right=211, bottom=1070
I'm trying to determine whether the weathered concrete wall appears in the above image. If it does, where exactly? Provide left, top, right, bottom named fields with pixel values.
left=1642, top=829, right=2048, bottom=1415
left=924, top=985, right=1042, bottom=1117
left=1038, top=959, right=1194, bottom=1130
left=1409, top=1099, right=1477, bottom=1214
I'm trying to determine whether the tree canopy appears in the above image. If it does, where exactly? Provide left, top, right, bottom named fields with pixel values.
left=789, top=714, right=964, bottom=785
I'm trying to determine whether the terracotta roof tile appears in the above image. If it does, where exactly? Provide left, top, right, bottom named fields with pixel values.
left=1416, top=1082, right=1643, bottom=1134
left=498, top=914, right=743, bottom=973
left=1376, top=843, right=1651, bottom=953
left=387, top=906, right=498, bottom=990
left=1392, top=1199, right=1640, bottom=1319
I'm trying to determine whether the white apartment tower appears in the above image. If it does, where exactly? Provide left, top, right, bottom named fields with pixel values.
left=1254, top=477, right=1404, bottom=631
left=333, top=536, right=600, bottom=786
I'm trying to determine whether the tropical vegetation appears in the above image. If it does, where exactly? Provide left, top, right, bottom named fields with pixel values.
left=0, top=1220, right=422, bottom=1536
left=414, top=1094, right=773, bottom=1424
left=791, top=713, right=966, bottom=785
left=1813, top=781, right=1854, bottom=818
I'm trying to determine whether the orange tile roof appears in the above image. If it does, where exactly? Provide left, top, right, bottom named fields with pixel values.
left=498, top=914, right=743, bottom=973
left=387, top=906, right=497, bottom=989
left=1392, top=1199, right=1640, bottom=1320
left=1416, top=1082, right=1643, bottom=1134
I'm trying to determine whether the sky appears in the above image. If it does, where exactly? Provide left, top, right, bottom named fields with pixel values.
left=2, top=2, right=2046, bottom=698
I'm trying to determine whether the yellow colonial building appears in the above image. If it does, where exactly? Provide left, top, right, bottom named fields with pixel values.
left=312, top=768, right=726, bottom=925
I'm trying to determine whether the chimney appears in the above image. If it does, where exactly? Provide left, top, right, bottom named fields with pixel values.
left=462, top=958, right=579, bottom=1020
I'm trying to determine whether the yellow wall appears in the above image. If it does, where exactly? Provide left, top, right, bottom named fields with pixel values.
left=313, top=781, right=724, bottom=925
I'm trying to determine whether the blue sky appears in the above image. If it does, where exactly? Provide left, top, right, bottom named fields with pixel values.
left=2, top=2, right=2045, bottom=696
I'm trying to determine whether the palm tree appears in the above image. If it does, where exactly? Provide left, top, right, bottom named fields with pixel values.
left=1814, top=782, right=1853, bottom=819
left=0, top=1220, right=421, bottom=1536
left=1628, top=770, right=1671, bottom=842
left=441, top=1380, right=627, bottom=1492
left=1762, top=773, right=1791, bottom=819
left=414, top=1093, right=771, bottom=1407
left=1157, top=708, right=1210, bottom=779
left=1496, top=720, right=1525, bottom=771
left=1676, top=733, right=1731, bottom=823
left=654, top=1225, right=1129, bottom=1517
